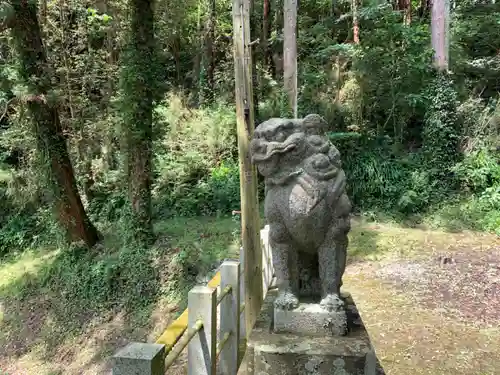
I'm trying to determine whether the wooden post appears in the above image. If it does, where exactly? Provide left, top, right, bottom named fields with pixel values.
left=219, top=261, right=241, bottom=374
left=232, top=0, right=263, bottom=338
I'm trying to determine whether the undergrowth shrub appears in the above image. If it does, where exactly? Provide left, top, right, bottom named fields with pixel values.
left=421, top=74, right=461, bottom=190
left=35, top=240, right=160, bottom=310
left=152, top=93, right=245, bottom=217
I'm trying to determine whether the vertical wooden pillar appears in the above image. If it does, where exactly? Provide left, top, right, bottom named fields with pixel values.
left=232, top=0, right=263, bottom=338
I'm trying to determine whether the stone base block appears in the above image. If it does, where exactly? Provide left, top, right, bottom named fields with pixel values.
left=274, top=302, right=347, bottom=336
left=238, top=290, right=376, bottom=375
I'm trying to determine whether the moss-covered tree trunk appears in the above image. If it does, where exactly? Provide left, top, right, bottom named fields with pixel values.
left=9, top=0, right=100, bottom=247
left=121, top=0, right=155, bottom=242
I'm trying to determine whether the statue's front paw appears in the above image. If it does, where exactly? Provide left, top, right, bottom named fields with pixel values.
left=320, top=294, right=344, bottom=312
left=274, top=290, right=299, bottom=310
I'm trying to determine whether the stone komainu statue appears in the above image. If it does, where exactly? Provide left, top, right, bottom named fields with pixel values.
left=250, top=114, right=351, bottom=312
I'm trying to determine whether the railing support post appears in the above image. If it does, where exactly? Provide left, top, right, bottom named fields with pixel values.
left=188, top=286, right=217, bottom=375
left=219, top=261, right=241, bottom=374
left=261, top=225, right=273, bottom=297
left=239, top=247, right=246, bottom=340
left=112, top=342, right=165, bottom=375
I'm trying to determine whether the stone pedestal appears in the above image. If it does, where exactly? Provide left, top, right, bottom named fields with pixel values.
left=274, top=301, right=348, bottom=337
left=238, top=290, right=377, bottom=375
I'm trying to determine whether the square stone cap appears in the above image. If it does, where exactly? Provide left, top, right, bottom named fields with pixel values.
left=114, top=343, right=165, bottom=360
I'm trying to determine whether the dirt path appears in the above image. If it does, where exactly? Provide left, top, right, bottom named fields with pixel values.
left=344, top=222, right=500, bottom=375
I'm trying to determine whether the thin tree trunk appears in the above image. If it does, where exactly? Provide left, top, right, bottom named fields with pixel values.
left=283, top=0, right=298, bottom=118
left=262, top=0, right=273, bottom=75
left=202, top=0, right=216, bottom=103
left=431, top=0, right=449, bottom=70
left=103, top=0, right=116, bottom=172
left=419, top=0, right=431, bottom=19
left=10, top=1, right=100, bottom=247
left=352, top=0, right=360, bottom=44
left=272, top=0, right=284, bottom=78
left=192, top=1, right=203, bottom=104
left=123, top=0, right=156, bottom=241
left=398, top=0, right=412, bottom=24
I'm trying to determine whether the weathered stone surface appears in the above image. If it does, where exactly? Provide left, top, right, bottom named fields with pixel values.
left=113, top=342, right=165, bottom=375
left=274, top=301, right=348, bottom=336
left=250, top=114, right=352, bottom=313
left=238, top=290, right=377, bottom=375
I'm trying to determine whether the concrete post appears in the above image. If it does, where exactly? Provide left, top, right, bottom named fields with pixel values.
left=219, top=261, right=241, bottom=375
left=260, top=226, right=272, bottom=297
left=112, top=342, right=165, bottom=375
left=239, top=247, right=246, bottom=339
left=188, top=286, right=217, bottom=375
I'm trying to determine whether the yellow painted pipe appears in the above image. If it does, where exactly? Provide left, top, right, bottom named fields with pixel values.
left=155, top=271, right=221, bottom=353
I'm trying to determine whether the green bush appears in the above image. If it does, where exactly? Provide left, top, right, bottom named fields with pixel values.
left=155, top=160, right=242, bottom=217
left=33, top=240, right=159, bottom=310
left=452, top=148, right=500, bottom=193
left=424, top=185, right=500, bottom=234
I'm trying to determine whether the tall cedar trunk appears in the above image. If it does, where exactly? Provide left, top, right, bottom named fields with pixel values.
left=124, top=0, right=155, bottom=241
left=283, top=0, right=298, bottom=118
left=431, top=0, right=449, bottom=70
left=10, top=1, right=99, bottom=247
left=192, top=1, right=203, bottom=103
left=262, top=0, right=273, bottom=76
left=352, top=0, right=360, bottom=44
left=273, top=0, right=284, bottom=78
left=202, top=0, right=216, bottom=103
left=103, top=0, right=116, bottom=172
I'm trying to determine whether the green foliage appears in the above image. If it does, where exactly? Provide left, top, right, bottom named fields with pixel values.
left=452, top=148, right=500, bottom=193
left=424, top=186, right=500, bottom=234
left=1, top=0, right=500, bottom=260
left=37, top=241, right=159, bottom=310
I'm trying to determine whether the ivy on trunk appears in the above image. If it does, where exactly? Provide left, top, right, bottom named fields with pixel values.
left=120, top=0, right=156, bottom=243
left=9, top=0, right=100, bottom=247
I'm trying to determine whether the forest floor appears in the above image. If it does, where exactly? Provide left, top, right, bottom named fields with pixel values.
left=0, top=216, right=499, bottom=375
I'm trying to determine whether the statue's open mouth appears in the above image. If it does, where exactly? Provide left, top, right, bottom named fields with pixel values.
left=251, top=141, right=297, bottom=163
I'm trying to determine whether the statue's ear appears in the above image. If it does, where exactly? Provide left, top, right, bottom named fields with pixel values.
left=303, top=114, right=328, bottom=134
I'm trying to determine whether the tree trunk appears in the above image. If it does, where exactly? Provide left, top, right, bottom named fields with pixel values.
left=352, top=0, right=360, bottom=44
left=201, top=0, right=216, bottom=104
left=262, top=0, right=273, bottom=76
left=398, top=0, right=412, bottom=24
left=122, top=0, right=156, bottom=242
left=431, top=0, right=449, bottom=70
left=419, top=0, right=431, bottom=19
left=9, top=1, right=100, bottom=247
left=283, top=0, right=298, bottom=118
left=272, top=0, right=284, bottom=78
left=192, top=1, right=203, bottom=103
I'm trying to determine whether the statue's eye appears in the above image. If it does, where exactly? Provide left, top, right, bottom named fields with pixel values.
left=275, top=131, right=286, bottom=142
